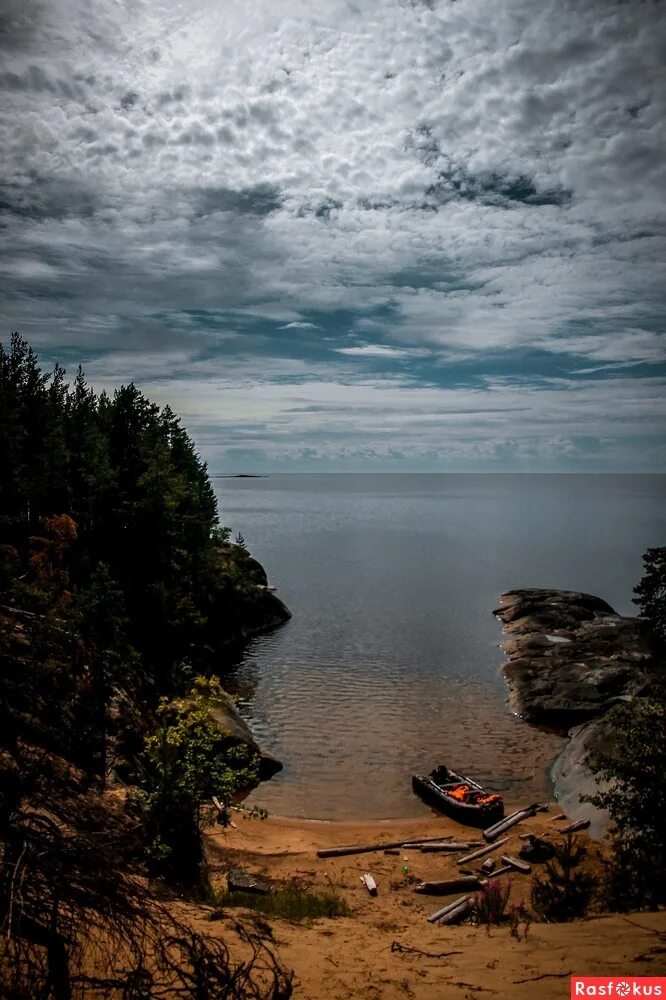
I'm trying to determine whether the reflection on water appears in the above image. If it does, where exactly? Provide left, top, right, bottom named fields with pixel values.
left=215, top=474, right=665, bottom=820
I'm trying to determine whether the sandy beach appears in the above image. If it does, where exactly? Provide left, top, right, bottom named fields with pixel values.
left=203, top=807, right=666, bottom=998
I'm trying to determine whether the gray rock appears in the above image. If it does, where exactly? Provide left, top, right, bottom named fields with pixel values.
left=227, top=868, right=271, bottom=894
left=550, top=717, right=614, bottom=839
left=494, top=588, right=660, bottom=839
left=495, top=589, right=655, bottom=726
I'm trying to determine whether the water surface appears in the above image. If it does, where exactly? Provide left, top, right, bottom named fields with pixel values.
left=214, top=474, right=665, bottom=819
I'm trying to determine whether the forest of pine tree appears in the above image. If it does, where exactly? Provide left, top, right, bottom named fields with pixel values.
left=0, top=332, right=289, bottom=685
left=0, top=334, right=292, bottom=998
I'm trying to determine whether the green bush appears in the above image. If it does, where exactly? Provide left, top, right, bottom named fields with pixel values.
left=584, top=691, right=666, bottom=910
left=135, top=678, right=261, bottom=882
left=530, top=834, right=597, bottom=922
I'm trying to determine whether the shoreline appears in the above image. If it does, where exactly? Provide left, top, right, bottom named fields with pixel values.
left=203, top=809, right=665, bottom=1000
left=201, top=589, right=665, bottom=998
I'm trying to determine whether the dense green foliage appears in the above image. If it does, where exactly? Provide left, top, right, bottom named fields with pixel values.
left=633, top=546, right=666, bottom=647
left=0, top=332, right=274, bottom=684
left=585, top=691, right=666, bottom=911
left=0, top=332, right=282, bottom=820
left=136, top=677, right=261, bottom=882
left=577, top=549, right=666, bottom=912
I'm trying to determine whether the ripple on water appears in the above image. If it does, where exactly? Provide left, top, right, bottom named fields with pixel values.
left=230, top=652, right=565, bottom=820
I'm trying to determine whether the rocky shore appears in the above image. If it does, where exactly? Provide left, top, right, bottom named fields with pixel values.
left=494, top=588, right=659, bottom=837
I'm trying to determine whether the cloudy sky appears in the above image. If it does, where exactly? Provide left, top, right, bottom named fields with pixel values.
left=1, top=0, right=665, bottom=472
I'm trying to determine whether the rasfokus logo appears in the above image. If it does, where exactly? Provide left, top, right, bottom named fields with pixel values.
left=571, top=978, right=665, bottom=998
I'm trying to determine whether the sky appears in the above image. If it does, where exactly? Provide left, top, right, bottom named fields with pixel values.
left=1, top=0, right=665, bottom=473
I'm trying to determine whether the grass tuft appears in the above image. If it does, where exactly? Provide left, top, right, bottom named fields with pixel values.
left=215, top=879, right=350, bottom=922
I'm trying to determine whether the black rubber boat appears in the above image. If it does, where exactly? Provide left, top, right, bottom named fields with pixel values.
left=412, top=765, right=504, bottom=826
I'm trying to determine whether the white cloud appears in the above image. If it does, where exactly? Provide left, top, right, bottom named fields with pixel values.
left=278, top=321, right=320, bottom=330
left=335, top=344, right=423, bottom=358
left=0, top=0, right=664, bottom=469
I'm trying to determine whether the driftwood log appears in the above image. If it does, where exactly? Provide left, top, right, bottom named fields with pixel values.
left=560, top=818, right=591, bottom=834
left=500, top=855, right=532, bottom=874
left=414, top=876, right=482, bottom=896
left=317, top=835, right=453, bottom=858
left=483, top=805, right=540, bottom=842
left=427, top=895, right=472, bottom=925
left=457, top=837, right=509, bottom=865
left=486, top=864, right=514, bottom=878
left=418, top=842, right=479, bottom=853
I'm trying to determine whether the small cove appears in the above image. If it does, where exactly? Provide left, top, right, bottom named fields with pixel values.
left=215, top=473, right=665, bottom=820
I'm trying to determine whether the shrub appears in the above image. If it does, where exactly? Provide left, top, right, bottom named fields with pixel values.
left=530, top=834, right=597, bottom=922
left=508, top=903, right=532, bottom=940
left=135, top=679, right=261, bottom=882
left=584, top=691, right=666, bottom=910
left=471, top=879, right=512, bottom=928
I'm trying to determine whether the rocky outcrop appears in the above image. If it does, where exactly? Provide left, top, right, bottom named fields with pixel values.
left=495, top=589, right=655, bottom=726
left=550, top=716, right=614, bottom=839
left=214, top=544, right=292, bottom=645
left=209, top=695, right=283, bottom=783
left=249, top=590, right=292, bottom=636
left=494, top=588, right=659, bottom=839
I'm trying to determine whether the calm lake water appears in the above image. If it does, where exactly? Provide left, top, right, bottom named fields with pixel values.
left=213, top=474, right=665, bottom=820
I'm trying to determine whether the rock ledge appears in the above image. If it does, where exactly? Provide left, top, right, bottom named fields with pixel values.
left=494, top=588, right=658, bottom=838
left=495, top=588, right=654, bottom=726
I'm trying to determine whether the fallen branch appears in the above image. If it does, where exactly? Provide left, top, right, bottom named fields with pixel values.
left=390, top=941, right=463, bottom=959
left=317, top=835, right=453, bottom=858
left=633, top=946, right=666, bottom=961
left=622, top=917, right=666, bottom=938
left=513, top=971, right=572, bottom=984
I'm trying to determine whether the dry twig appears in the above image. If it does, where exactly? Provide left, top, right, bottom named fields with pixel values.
left=390, top=941, right=463, bottom=959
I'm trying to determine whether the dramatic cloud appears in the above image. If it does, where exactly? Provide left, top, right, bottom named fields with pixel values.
left=0, top=0, right=664, bottom=470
